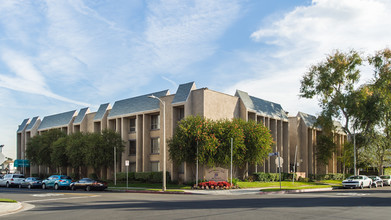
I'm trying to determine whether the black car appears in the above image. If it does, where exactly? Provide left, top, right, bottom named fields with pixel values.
left=70, top=178, right=107, bottom=191
left=368, top=176, right=383, bottom=188
left=19, top=177, right=43, bottom=189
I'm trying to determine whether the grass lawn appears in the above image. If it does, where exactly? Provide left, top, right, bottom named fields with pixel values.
left=238, top=180, right=338, bottom=191
left=0, top=198, right=17, bottom=203
left=108, top=182, right=191, bottom=190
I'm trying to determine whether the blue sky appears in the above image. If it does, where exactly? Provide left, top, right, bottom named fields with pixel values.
left=1, top=0, right=391, bottom=159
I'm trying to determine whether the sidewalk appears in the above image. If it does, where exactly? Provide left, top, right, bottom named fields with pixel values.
left=109, top=186, right=333, bottom=195
left=0, top=202, right=23, bottom=217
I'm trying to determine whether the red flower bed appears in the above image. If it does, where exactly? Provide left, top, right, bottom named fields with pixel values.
left=198, top=181, right=232, bottom=189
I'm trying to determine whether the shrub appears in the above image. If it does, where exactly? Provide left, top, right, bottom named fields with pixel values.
left=89, top=173, right=98, bottom=180
left=298, top=177, right=310, bottom=182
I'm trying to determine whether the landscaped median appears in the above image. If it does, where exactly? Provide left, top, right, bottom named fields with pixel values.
left=0, top=198, right=17, bottom=203
left=239, top=180, right=342, bottom=193
left=106, top=180, right=342, bottom=194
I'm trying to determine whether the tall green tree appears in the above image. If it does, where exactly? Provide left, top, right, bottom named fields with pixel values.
left=168, top=116, right=273, bottom=172
left=300, top=49, right=363, bottom=174
left=300, top=49, right=363, bottom=136
left=51, top=136, right=69, bottom=174
left=357, top=48, right=391, bottom=175
left=66, top=132, right=87, bottom=176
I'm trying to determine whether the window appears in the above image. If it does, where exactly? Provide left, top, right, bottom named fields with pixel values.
left=151, top=114, right=160, bottom=130
left=151, top=138, right=160, bottom=154
left=151, top=161, right=160, bottom=172
left=129, top=140, right=136, bottom=155
left=178, top=107, right=184, bottom=121
left=179, top=162, right=185, bottom=174
left=129, top=118, right=136, bottom=132
left=130, top=162, right=136, bottom=172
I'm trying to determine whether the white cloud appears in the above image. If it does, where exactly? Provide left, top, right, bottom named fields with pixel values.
left=229, top=0, right=391, bottom=116
left=0, top=49, right=91, bottom=106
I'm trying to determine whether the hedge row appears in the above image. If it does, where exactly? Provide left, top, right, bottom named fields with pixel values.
left=116, top=171, right=170, bottom=183
left=308, top=173, right=346, bottom=180
left=253, top=172, right=295, bottom=182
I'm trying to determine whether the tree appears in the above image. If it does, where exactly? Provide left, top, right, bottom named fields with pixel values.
left=300, top=49, right=363, bottom=174
left=300, top=49, right=363, bottom=137
left=357, top=48, right=391, bottom=175
left=168, top=116, right=273, bottom=175
left=26, top=129, right=66, bottom=171
left=66, top=132, right=87, bottom=177
left=100, top=129, right=125, bottom=169
left=315, top=134, right=336, bottom=166
left=51, top=136, right=69, bottom=174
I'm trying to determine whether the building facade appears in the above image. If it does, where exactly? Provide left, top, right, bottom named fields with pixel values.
left=17, top=82, right=343, bottom=181
left=289, top=112, right=347, bottom=177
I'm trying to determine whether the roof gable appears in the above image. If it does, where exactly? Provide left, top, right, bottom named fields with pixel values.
left=17, top=118, right=29, bottom=133
left=108, top=90, right=169, bottom=118
left=25, top=116, right=39, bottom=131
left=94, top=103, right=110, bottom=121
left=172, top=82, right=195, bottom=104
left=73, top=107, right=90, bottom=124
left=235, top=90, right=288, bottom=120
left=38, top=110, right=76, bottom=131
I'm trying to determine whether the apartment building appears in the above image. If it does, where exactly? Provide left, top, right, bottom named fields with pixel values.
left=289, top=112, right=347, bottom=177
left=16, top=82, right=298, bottom=181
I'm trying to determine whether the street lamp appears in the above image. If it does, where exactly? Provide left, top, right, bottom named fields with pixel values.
left=148, top=95, right=166, bottom=191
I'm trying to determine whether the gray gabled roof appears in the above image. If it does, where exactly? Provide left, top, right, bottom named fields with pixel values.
left=17, top=118, right=29, bottom=133
left=38, top=110, right=76, bottom=131
left=172, top=82, right=195, bottom=104
left=298, top=112, right=321, bottom=129
left=108, top=90, right=169, bottom=118
left=94, top=103, right=110, bottom=121
left=235, top=90, right=288, bottom=120
left=73, top=107, right=90, bottom=125
left=25, top=116, right=39, bottom=131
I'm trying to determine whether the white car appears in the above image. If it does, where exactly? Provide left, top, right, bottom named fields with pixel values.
left=380, top=175, right=391, bottom=186
left=342, top=175, right=372, bottom=189
left=0, top=174, right=25, bottom=188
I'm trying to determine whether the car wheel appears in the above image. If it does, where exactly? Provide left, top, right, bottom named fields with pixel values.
left=71, top=185, right=76, bottom=191
left=28, top=184, right=31, bottom=189
left=381, top=183, right=384, bottom=187
left=86, top=186, right=91, bottom=191
left=6, top=182, right=9, bottom=188
left=368, top=183, right=372, bottom=189
left=374, top=183, right=377, bottom=188
left=42, top=184, right=46, bottom=189
left=54, top=184, right=59, bottom=190
left=360, top=184, right=364, bottom=189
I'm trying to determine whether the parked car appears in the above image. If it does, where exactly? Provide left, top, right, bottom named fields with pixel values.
left=19, top=177, right=43, bottom=189
left=380, top=175, right=391, bottom=186
left=0, top=174, right=25, bottom=188
left=368, top=176, right=383, bottom=188
left=70, top=178, right=108, bottom=191
left=42, top=175, right=72, bottom=190
left=342, top=175, right=372, bottom=189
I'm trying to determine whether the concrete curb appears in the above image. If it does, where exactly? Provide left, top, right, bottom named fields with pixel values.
left=259, top=187, right=333, bottom=195
left=0, top=202, right=23, bottom=217
left=108, top=189, right=193, bottom=194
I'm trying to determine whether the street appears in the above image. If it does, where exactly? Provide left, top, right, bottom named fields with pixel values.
left=2, top=187, right=391, bottom=219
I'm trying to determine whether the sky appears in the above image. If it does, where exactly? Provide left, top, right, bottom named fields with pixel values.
left=1, top=0, right=391, bottom=160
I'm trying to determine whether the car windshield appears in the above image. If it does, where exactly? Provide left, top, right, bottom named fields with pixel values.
left=14, top=175, right=25, bottom=178
left=348, top=176, right=362, bottom=180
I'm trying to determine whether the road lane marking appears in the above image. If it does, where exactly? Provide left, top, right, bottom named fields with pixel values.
left=24, top=194, right=100, bottom=203
left=32, top=193, right=64, bottom=197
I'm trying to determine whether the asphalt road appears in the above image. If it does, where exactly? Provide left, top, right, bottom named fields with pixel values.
left=2, top=187, right=391, bottom=220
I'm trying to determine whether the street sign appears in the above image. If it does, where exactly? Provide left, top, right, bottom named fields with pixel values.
left=275, top=157, right=283, bottom=167
left=268, top=152, right=278, bottom=156
left=125, top=160, right=129, bottom=166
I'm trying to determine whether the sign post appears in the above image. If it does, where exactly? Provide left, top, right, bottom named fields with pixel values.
left=125, top=160, right=129, bottom=189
